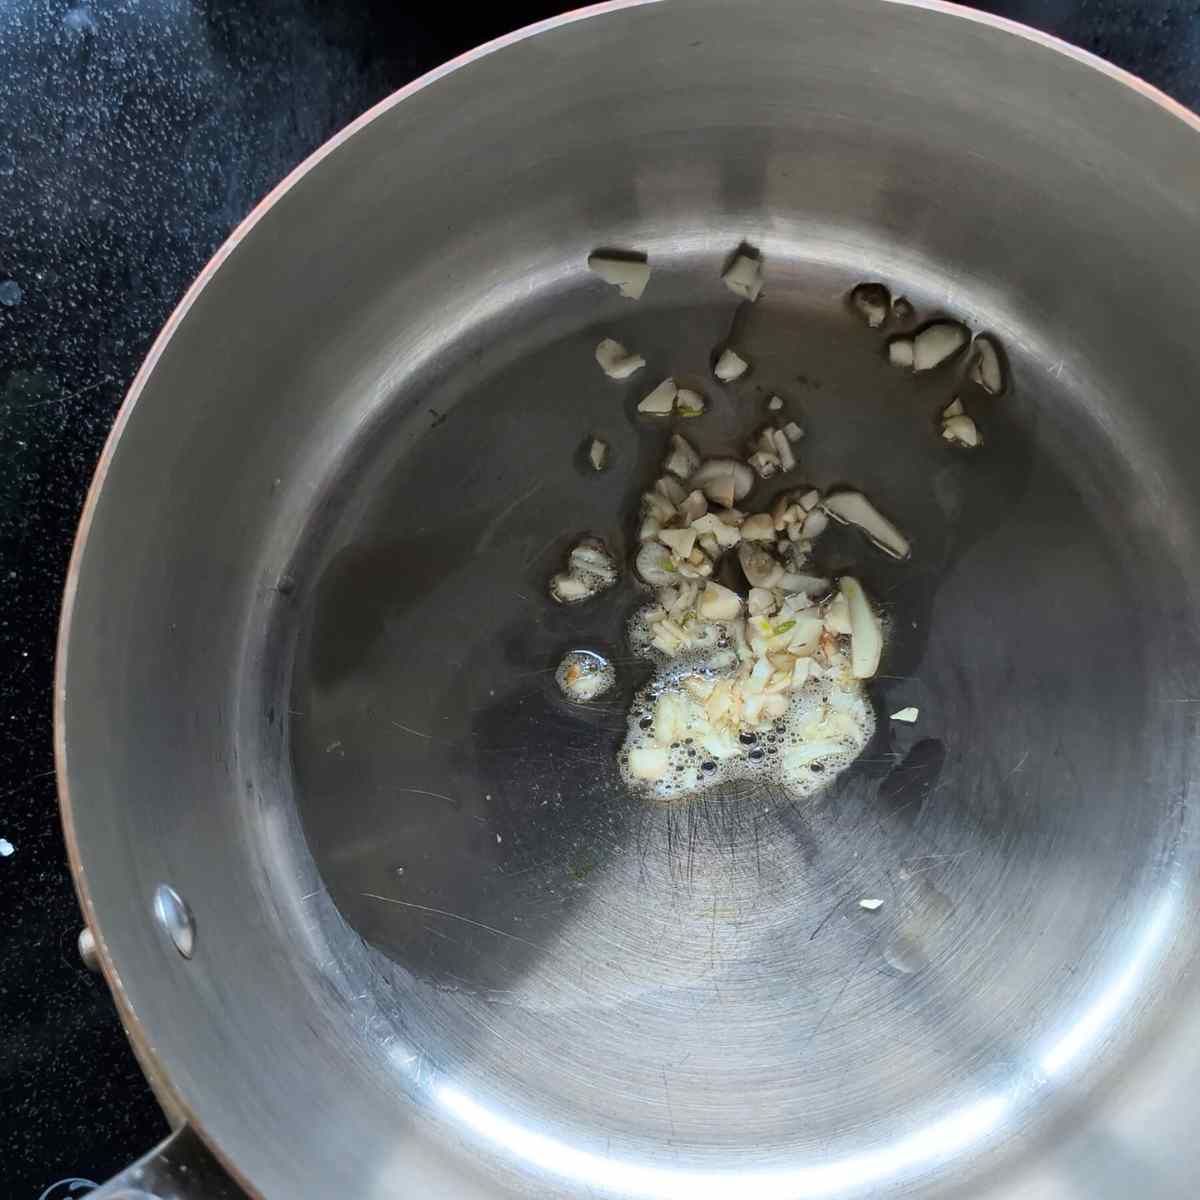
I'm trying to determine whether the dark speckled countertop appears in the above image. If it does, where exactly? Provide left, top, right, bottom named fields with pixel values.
left=0, top=2, right=1196, bottom=1195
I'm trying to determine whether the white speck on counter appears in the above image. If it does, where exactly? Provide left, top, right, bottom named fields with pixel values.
left=859, top=897, right=883, bottom=910
left=0, top=838, right=14, bottom=857
left=63, top=6, right=98, bottom=33
left=890, top=707, right=920, bottom=723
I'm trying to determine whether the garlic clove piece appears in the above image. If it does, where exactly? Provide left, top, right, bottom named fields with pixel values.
left=722, top=250, right=763, bottom=301
left=594, top=337, right=646, bottom=379
left=822, top=491, right=911, bottom=560
left=970, top=335, right=1006, bottom=394
left=638, top=378, right=677, bottom=415
left=740, top=513, right=775, bottom=541
left=690, top=458, right=755, bottom=502
left=636, top=541, right=678, bottom=587
left=850, top=282, right=891, bottom=328
left=588, top=252, right=650, bottom=299
left=912, top=321, right=969, bottom=371
left=714, top=348, right=749, bottom=382
left=941, top=414, right=981, bottom=447
left=698, top=581, right=742, bottom=621
left=664, top=434, right=701, bottom=479
left=888, top=338, right=914, bottom=368
left=659, top=527, right=697, bottom=559
left=840, top=576, right=883, bottom=679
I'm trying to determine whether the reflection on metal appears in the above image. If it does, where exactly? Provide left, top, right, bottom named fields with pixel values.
left=152, top=884, right=195, bottom=959
left=1039, top=884, right=1179, bottom=1078
left=436, top=1084, right=1008, bottom=1199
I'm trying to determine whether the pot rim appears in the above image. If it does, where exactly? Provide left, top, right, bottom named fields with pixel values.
left=54, top=1, right=1200, bottom=1193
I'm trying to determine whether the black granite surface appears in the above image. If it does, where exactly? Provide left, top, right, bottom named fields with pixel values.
left=0, top=1, right=1196, bottom=1196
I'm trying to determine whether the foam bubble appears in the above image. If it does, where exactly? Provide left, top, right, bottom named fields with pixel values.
left=555, top=649, right=616, bottom=702
left=618, top=605, right=875, bottom=803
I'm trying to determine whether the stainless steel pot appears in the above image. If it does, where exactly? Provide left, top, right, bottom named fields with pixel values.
left=58, top=2, right=1200, bottom=1197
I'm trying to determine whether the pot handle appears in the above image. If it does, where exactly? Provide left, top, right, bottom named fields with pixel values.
left=89, top=1125, right=246, bottom=1200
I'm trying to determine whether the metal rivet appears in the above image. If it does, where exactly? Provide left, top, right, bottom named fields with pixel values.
left=77, top=926, right=101, bottom=972
left=153, top=884, right=195, bottom=958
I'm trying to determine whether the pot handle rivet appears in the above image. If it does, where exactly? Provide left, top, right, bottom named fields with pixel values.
left=77, top=926, right=101, bottom=972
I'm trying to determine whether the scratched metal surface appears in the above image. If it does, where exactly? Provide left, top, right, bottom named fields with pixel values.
left=285, top=249, right=1194, bottom=1187
left=57, top=1, right=1200, bottom=1198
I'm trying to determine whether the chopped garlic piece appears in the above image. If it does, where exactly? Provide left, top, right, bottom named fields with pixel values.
left=772, top=428, right=796, bottom=472
left=970, top=335, right=1005, bottom=394
left=840, top=576, right=882, bottom=679
left=690, top=458, right=755, bottom=502
left=656, top=475, right=686, bottom=505
left=912, top=321, right=969, bottom=371
left=570, top=540, right=618, bottom=583
left=850, top=282, right=890, bottom=328
left=714, top=348, right=749, bottom=382
left=705, top=472, right=736, bottom=507
left=722, top=251, right=763, bottom=301
left=551, top=573, right=591, bottom=603
left=942, top=414, right=981, bottom=447
left=588, top=252, right=650, bottom=299
left=636, top=541, right=677, bottom=587
left=782, top=421, right=804, bottom=443
left=788, top=615, right=823, bottom=655
left=594, top=337, right=645, bottom=379
left=664, top=434, right=701, bottom=479
left=691, top=512, right=741, bottom=548
left=738, top=541, right=784, bottom=589
left=556, top=650, right=616, bottom=701
left=824, top=592, right=853, bottom=635
left=890, top=707, right=920, bottom=723
left=659, top=527, right=697, bottom=559
left=628, top=745, right=669, bottom=779
left=859, top=898, right=884, bottom=911
left=642, top=490, right=675, bottom=523
left=747, top=587, right=776, bottom=617
left=801, top=509, right=828, bottom=540
left=740, top=513, right=775, bottom=541
left=638, top=378, right=677, bottom=415
left=822, top=491, right=911, bottom=560
left=675, top=388, right=706, bottom=417
left=768, top=395, right=784, bottom=412
left=888, top=338, right=914, bottom=368
left=679, top=489, right=708, bottom=524
left=942, top=397, right=964, bottom=419
left=748, top=450, right=781, bottom=479
left=698, top=581, right=742, bottom=620
left=588, top=438, right=608, bottom=471
left=550, top=536, right=619, bottom=605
